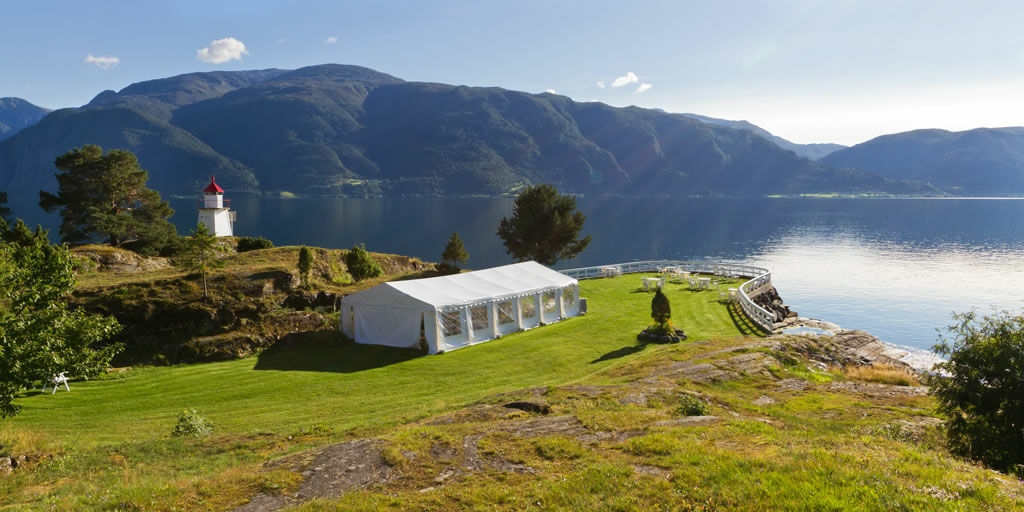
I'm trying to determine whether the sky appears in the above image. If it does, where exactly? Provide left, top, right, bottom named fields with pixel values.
left=4, top=0, right=1024, bottom=146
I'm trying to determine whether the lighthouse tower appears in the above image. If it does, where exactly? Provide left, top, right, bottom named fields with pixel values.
left=197, top=176, right=234, bottom=237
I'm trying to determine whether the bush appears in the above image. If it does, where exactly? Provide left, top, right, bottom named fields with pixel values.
left=344, top=243, right=383, bottom=281
left=435, top=261, right=459, bottom=275
left=927, top=310, right=1024, bottom=475
left=171, top=408, right=213, bottom=438
left=678, top=394, right=711, bottom=416
left=237, top=236, right=273, bottom=252
left=651, top=287, right=671, bottom=325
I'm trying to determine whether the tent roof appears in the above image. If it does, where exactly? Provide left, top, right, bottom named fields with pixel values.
left=343, top=261, right=576, bottom=309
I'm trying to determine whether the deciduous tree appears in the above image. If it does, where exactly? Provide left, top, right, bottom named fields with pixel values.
left=174, top=222, right=227, bottom=297
left=496, top=184, right=591, bottom=265
left=927, top=310, right=1024, bottom=475
left=0, top=235, right=122, bottom=417
left=39, top=145, right=177, bottom=255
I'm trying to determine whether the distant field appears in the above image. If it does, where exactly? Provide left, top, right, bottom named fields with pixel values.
left=6, top=274, right=751, bottom=445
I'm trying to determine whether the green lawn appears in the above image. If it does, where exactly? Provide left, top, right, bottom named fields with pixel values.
left=6, top=274, right=750, bottom=445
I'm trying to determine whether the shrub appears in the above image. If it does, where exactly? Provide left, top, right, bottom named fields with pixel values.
left=237, top=236, right=273, bottom=252
left=651, top=287, right=671, bottom=325
left=171, top=408, right=213, bottom=438
left=927, top=310, right=1024, bottom=475
left=344, top=243, right=383, bottom=281
left=298, top=246, right=313, bottom=287
left=678, top=394, right=711, bottom=417
left=435, top=261, right=459, bottom=275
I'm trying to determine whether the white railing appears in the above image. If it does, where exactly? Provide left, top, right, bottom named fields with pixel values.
left=559, top=260, right=776, bottom=333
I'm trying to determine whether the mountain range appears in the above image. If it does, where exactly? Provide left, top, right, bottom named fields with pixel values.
left=0, top=64, right=986, bottom=199
left=820, top=127, right=1024, bottom=195
left=0, top=97, right=50, bottom=141
left=677, top=113, right=847, bottom=161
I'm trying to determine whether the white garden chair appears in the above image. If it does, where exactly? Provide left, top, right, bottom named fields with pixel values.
left=42, top=372, right=70, bottom=394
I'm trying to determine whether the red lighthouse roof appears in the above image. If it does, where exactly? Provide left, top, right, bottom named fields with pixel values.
left=203, top=176, right=224, bottom=194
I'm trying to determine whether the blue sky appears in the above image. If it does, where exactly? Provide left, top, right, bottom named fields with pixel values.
left=5, top=0, right=1023, bottom=145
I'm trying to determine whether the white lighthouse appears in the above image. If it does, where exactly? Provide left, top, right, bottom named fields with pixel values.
left=197, top=176, right=235, bottom=237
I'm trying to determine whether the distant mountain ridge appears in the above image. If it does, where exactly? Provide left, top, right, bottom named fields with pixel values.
left=820, top=127, right=1024, bottom=195
left=678, top=113, right=846, bottom=161
left=0, top=64, right=927, bottom=199
left=0, top=97, right=50, bottom=141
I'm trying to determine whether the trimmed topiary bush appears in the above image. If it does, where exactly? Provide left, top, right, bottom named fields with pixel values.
left=236, top=236, right=273, bottom=252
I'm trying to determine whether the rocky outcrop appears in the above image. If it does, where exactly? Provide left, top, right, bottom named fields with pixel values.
left=754, top=286, right=797, bottom=323
left=72, top=246, right=171, bottom=273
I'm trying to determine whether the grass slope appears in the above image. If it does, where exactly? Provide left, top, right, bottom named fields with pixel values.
left=7, top=274, right=748, bottom=444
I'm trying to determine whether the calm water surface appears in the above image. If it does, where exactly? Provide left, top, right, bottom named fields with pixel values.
left=12, top=197, right=1024, bottom=352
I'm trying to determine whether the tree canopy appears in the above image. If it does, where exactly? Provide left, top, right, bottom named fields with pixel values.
left=39, top=145, right=177, bottom=255
left=496, top=184, right=591, bottom=266
left=174, top=222, right=227, bottom=297
left=0, top=191, right=10, bottom=222
left=927, top=310, right=1024, bottom=475
left=0, top=233, right=122, bottom=417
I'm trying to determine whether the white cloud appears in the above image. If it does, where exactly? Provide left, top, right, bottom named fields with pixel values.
left=545, top=89, right=556, bottom=94
left=196, top=37, right=249, bottom=64
left=635, top=83, right=653, bottom=93
left=276, top=38, right=288, bottom=45
left=596, top=81, right=606, bottom=88
left=83, top=54, right=119, bottom=70
left=611, top=72, right=638, bottom=87
left=325, top=36, right=338, bottom=44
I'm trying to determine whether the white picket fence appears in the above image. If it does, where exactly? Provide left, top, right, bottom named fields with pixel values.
left=559, top=260, right=776, bottom=333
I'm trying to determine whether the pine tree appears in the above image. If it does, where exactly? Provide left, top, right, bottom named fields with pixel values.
left=651, top=287, right=671, bottom=326
left=39, top=145, right=177, bottom=255
left=496, top=184, right=591, bottom=265
left=441, top=232, right=469, bottom=273
left=298, top=246, right=313, bottom=288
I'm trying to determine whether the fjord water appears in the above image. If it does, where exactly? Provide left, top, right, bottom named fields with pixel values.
left=11, top=197, right=1024, bottom=351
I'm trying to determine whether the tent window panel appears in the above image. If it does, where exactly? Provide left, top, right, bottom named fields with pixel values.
left=543, top=291, right=558, bottom=313
left=497, top=300, right=515, bottom=325
left=521, top=296, right=536, bottom=318
left=441, top=311, right=463, bottom=337
left=471, top=306, right=489, bottom=330
left=564, top=284, right=578, bottom=307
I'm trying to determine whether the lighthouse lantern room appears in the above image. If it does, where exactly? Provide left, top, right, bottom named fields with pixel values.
left=198, top=176, right=234, bottom=237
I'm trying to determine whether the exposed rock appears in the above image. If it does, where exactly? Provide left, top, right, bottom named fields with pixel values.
left=831, top=330, right=910, bottom=367
left=619, top=392, right=649, bottom=406
left=247, top=270, right=301, bottom=293
left=181, top=333, right=268, bottom=361
left=297, top=439, right=394, bottom=499
left=777, top=378, right=808, bottom=392
left=283, top=291, right=340, bottom=311
left=503, top=400, right=551, bottom=415
left=633, top=464, right=671, bottom=478
left=72, top=247, right=170, bottom=273
left=753, top=286, right=796, bottom=322
left=0, top=457, right=11, bottom=475
left=826, top=381, right=929, bottom=397
left=753, top=395, right=777, bottom=406
left=499, top=415, right=590, bottom=439
left=636, top=327, right=687, bottom=344
left=650, top=416, right=720, bottom=428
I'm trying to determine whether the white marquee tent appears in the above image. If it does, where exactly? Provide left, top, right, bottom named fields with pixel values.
left=339, top=261, right=581, bottom=354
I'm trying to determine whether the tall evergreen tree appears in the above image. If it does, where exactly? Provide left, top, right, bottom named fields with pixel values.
left=298, top=246, right=313, bottom=287
left=441, top=231, right=469, bottom=272
left=39, top=145, right=177, bottom=255
left=174, top=222, right=226, bottom=298
left=496, top=184, right=591, bottom=265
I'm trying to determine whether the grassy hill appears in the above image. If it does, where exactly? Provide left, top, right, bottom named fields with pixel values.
left=1, top=270, right=1021, bottom=510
